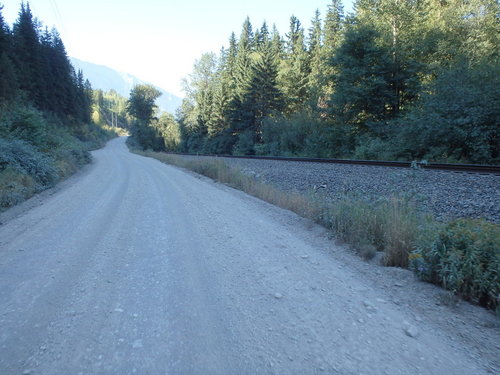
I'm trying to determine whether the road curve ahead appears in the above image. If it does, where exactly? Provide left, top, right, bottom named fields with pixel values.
left=0, top=137, right=492, bottom=374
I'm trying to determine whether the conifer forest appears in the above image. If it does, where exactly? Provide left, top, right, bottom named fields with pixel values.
left=0, top=3, right=117, bottom=208
left=142, top=0, right=498, bottom=164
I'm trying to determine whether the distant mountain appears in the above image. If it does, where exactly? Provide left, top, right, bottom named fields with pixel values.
left=70, top=57, right=182, bottom=114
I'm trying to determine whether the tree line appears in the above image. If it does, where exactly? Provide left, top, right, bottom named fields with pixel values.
left=131, top=0, right=498, bottom=163
left=0, top=3, right=92, bottom=122
left=0, top=2, right=116, bottom=208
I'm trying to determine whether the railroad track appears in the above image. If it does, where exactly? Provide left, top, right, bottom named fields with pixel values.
left=171, top=153, right=500, bottom=175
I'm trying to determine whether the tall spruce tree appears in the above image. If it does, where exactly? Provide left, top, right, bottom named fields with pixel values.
left=307, top=9, right=324, bottom=111
left=278, top=16, right=310, bottom=114
left=354, top=0, right=422, bottom=115
left=330, top=24, right=395, bottom=131
left=12, top=2, right=45, bottom=107
left=0, top=5, right=18, bottom=101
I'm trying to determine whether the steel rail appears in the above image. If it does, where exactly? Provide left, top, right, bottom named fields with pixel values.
left=168, top=153, right=500, bottom=175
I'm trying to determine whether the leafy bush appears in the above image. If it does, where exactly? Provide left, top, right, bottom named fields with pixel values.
left=233, top=131, right=255, bottom=155
left=0, top=168, right=36, bottom=208
left=261, top=112, right=355, bottom=158
left=0, top=104, right=117, bottom=210
left=386, top=62, right=500, bottom=163
left=0, top=138, right=57, bottom=187
left=410, top=218, right=500, bottom=309
left=0, top=105, right=50, bottom=149
left=321, top=195, right=419, bottom=263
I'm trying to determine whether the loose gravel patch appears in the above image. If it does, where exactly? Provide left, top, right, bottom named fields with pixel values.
left=177, top=155, right=500, bottom=223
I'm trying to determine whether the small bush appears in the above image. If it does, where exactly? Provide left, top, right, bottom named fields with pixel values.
left=381, top=197, right=419, bottom=268
left=410, top=218, right=500, bottom=310
left=0, top=138, right=58, bottom=187
left=0, top=168, right=36, bottom=208
left=0, top=104, right=117, bottom=210
left=233, top=131, right=255, bottom=155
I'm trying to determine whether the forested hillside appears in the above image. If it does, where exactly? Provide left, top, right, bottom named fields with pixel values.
left=0, top=3, right=116, bottom=208
left=134, top=0, right=498, bottom=164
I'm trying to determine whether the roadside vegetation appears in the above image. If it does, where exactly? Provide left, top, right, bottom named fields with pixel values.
left=0, top=3, right=119, bottom=209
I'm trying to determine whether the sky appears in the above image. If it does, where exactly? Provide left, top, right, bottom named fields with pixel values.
left=1, top=0, right=354, bottom=97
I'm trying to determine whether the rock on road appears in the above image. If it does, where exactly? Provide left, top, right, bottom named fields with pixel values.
left=0, top=137, right=496, bottom=374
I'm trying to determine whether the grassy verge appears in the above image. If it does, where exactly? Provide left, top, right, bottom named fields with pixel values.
left=134, top=149, right=499, bottom=311
left=0, top=105, right=120, bottom=210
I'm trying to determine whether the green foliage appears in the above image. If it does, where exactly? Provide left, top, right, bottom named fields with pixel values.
left=91, top=89, right=132, bottom=129
left=410, top=219, right=500, bottom=310
left=172, top=0, right=498, bottom=164
left=261, top=112, right=354, bottom=158
left=126, top=84, right=162, bottom=150
left=233, top=130, right=255, bottom=155
left=155, top=113, right=181, bottom=151
left=389, top=61, right=500, bottom=163
left=0, top=103, right=116, bottom=210
left=329, top=24, right=396, bottom=129
left=1, top=3, right=92, bottom=120
left=0, top=137, right=57, bottom=187
left=318, top=195, right=419, bottom=264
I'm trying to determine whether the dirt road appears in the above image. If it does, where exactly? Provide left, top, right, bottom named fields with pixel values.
left=0, top=137, right=497, bottom=374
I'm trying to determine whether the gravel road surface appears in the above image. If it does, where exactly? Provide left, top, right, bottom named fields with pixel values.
left=0, top=137, right=498, bottom=374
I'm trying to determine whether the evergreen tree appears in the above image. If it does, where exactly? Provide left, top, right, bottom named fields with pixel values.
left=354, top=0, right=422, bottom=115
left=278, top=16, right=310, bottom=114
left=227, top=18, right=256, bottom=135
left=270, top=24, right=283, bottom=63
left=0, top=5, right=18, bottom=102
left=324, top=0, right=344, bottom=53
left=12, top=2, right=45, bottom=107
left=307, top=9, right=324, bottom=110
left=330, top=24, right=395, bottom=131
left=48, top=29, right=79, bottom=116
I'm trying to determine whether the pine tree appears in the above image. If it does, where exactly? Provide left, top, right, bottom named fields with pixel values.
left=330, top=24, right=395, bottom=131
left=354, top=0, right=422, bottom=115
left=307, top=9, right=324, bottom=110
left=0, top=5, right=18, bottom=102
left=324, top=0, right=344, bottom=53
left=227, top=18, right=256, bottom=134
left=278, top=16, right=310, bottom=114
left=12, top=2, right=45, bottom=107
left=47, top=29, right=79, bottom=116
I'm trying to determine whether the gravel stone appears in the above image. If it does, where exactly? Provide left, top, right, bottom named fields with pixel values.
left=404, top=323, right=420, bottom=338
left=185, top=156, right=499, bottom=224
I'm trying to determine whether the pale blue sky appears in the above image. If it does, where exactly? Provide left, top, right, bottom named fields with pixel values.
left=1, top=0, right=353, bottom=96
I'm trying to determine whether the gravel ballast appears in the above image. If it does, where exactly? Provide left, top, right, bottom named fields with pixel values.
left=179, top=155, right=500, bottom=224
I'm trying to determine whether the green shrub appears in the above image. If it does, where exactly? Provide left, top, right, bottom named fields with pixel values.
left=0, top=104, right=117, bottom=210
left=0, top=105, right=49, bottom=149
left=0, top=138, right=58, bottom=187
left=0, top=168, right=36, bottom=208
left=410, top=218, right=500, bottom=309
left=233, top=131, right=255, bottom=155
left=381, top=197, right=419, bottom=267
left=321, top=195, right=419, bottom=263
